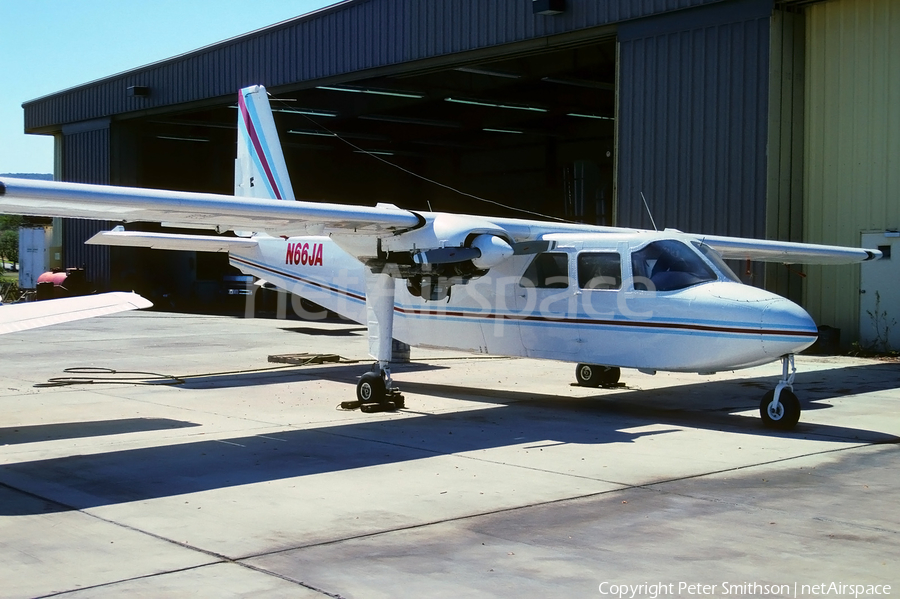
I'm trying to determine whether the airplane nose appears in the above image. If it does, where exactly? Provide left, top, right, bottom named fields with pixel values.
left=760, top=296, right=818, bottom=356
left=705, top=282, right=818, bottom=361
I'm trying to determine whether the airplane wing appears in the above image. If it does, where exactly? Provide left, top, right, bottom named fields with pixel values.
left=2, top=175, right=881, bottom=265
left=699, top=234, right=881, bottom=265
left=0, top=292, right=153, bottom=335
left=0, top=177, right=421, bottom=237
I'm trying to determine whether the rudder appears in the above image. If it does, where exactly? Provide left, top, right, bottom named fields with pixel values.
left=235, top=85, right=295, bottom=202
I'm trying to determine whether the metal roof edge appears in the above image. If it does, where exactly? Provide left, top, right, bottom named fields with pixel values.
left=22, top=0, right=360, bottom=107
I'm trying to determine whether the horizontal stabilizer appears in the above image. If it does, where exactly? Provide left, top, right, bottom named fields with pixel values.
left=0, top=292, right=152, bottom=335
left=701, top=235, right=882, bottom=265
left=87, top=230, right=259, bottom=252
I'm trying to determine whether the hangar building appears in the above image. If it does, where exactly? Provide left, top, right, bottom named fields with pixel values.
left=22, top=0, right=900, bottom=347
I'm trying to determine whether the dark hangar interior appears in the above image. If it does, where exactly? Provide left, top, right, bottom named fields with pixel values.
left=126, top=42, right=617, bottom=225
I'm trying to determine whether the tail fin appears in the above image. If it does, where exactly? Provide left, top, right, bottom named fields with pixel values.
left=235, top=85, right=295, bottom=202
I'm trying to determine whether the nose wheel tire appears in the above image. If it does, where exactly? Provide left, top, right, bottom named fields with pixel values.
left=575, top=364, right=620, bottom=387
left=760, top=389, right=801, bottom=430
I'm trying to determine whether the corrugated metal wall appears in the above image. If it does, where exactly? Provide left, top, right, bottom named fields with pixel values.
left=25, top=0, right=724, bottom=131
left=765, top=8, right=805, bottom=302
left=61, top=123, right=111, bottom=289
left=617, top=0, right=773, bottom=245
left=803, top=0, right=900, bottom=339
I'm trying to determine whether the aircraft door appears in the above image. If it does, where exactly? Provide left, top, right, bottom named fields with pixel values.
left=515, top=249, right=579, bottom=356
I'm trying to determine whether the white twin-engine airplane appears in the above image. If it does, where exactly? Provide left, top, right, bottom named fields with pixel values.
left=0, top=85, right=882, bottom=429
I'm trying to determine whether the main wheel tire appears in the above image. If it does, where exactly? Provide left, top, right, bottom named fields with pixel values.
left=598, top=366, right=620, bottom=386
left=575, top=364, right=621, bottom=387
left=357, top=372, right=385, bottom=404
left=759, top=389, right=801, bottom=430
left=575, top=364, right=597, bottom=386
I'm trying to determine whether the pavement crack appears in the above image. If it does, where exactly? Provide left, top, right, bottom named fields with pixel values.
left=32, top=564, right=223, bottom=598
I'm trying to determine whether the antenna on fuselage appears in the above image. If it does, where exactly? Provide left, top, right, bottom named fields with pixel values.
left=640, top=191, right=658, bottom=232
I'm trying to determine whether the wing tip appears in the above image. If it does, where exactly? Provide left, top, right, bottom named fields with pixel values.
left=865, top=250, right=882, bottom=261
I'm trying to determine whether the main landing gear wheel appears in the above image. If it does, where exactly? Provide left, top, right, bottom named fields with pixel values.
left=356, top=372, right=385, bottom=404
left=575, top=364, right=620, bottom=387
left=349, top=369, right=405, bottom=413
left=760, top=389, right=801, bottom=430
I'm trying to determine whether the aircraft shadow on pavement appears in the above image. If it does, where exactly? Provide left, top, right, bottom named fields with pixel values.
left=0, top=400, right=656, bottom=515
left=177, top=362, right=448, bottom=389
left=325, top=358, right=900, bottom=446
left=0, top=418, right=200, bottom=446
left=302, top=358, right=900, bottom=438
left=393, top=376, right=899, bottom=443
left=1, top=362, right=895, bottom=516
left=279, top=326, right=367, bottom=336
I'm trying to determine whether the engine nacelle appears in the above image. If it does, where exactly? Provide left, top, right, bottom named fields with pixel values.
left=371, top=213, right=517, bottom=301
left=470, top=234, right=514, bottom=270
left=381, top=212, right=510, bottom=256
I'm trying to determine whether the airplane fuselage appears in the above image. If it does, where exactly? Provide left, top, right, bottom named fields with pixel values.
left=230, top=228, right=818, bottom=374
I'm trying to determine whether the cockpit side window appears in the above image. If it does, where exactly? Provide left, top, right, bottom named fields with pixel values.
left=578, top=252, right=621, bottom=290
left=520, top=252, right=569, bottom=288
left=631, top=240, right=717, bottom=291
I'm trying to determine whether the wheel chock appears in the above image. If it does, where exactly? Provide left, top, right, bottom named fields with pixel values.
left=361, top=400, right=396, bottom=413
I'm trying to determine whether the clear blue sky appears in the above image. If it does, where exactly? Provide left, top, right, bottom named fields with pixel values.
left=0, top=0, right=341, bottom=175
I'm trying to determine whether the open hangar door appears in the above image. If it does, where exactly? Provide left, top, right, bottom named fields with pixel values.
left=109, top=37, right=618, bottom=311
left=278, top=40, right=617, bottom=224
left=130, top=38, right=618, bottom=220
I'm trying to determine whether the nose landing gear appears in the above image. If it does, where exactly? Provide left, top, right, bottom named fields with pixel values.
left=760, top=354, right=801, bottom=429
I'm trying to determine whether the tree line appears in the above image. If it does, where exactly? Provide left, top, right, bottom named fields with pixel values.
left=1, top=215, right=22, bottom=267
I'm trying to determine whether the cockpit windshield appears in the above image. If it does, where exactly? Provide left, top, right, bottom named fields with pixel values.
left=692, top=241, right=742, bottom=283
left=631, top=240, right=718, bottom=291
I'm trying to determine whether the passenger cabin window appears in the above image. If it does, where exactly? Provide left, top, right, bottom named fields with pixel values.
left=520, top=252, right=569, bottom=288
left=578, top=252, right=621, bottom=290
left=631, top=240, right=717, bottom=291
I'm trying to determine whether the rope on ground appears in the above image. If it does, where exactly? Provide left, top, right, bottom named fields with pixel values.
left=35, top=367, right=184, bottom=388
left=35, top=354, right=357, bottom=388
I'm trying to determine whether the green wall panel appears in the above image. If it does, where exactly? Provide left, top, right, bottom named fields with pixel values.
left=804, top=0, right=900, bottom=340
